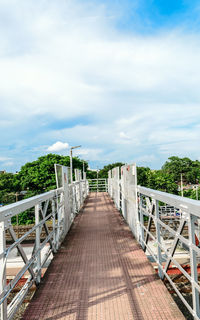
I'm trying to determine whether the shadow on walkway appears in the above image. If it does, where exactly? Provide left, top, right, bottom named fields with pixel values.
left=23, top=193, right=184, bottom=320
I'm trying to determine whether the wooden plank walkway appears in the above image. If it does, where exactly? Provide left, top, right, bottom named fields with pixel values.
left=23, top=193, right=185, bottom=320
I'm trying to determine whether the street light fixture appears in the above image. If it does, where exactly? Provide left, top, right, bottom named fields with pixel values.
left=70, top=145, right=81, bottom=183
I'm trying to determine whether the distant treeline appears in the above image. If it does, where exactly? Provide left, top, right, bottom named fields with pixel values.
left=1, top=154, right=200, bottom=224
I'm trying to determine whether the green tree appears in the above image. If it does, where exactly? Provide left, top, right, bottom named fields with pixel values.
left=137, top=167, right=151, bottom=186
left=0, top=172, right=20, bottom=193
left=98, top=162, right=125, bottom=179
left=147, top=170, right=178, bottom=194
left=0, top=172, right=21, bottom=204
left=162, top=156, right=200, bottom=184
left=86, top=170, right=98, bottom=179
left=18, top=153, right=86, bottom=194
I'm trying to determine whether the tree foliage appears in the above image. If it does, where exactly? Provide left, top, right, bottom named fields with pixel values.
left=0, top=154, right=87, bottom=223
left=1, top=154, right=200, bottom=224
left=18, top=153, right=86, bottom=194
left=147, top=170, right=178, bottom=194
left=137, top=167, right=151, bottom=186
left=137, top=167, right=178, bottom=194
left=162, top=156, right=200, bottom=184
left=0, top=172, right=20, bottom=204
left=98, top=162, right=125, bottom=179
left=86, top=170, right=98, bottom=179
left=0, top=172, right=19, bottom=193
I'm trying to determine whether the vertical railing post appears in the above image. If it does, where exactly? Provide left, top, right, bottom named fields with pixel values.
left=75, top=170, right=81, bottom=210
left=108, top=171, right=111, bottom=195
left=78, top=170, right=82, bottom=208
left=83, top=172, right=87, bottom=198
left=121, top=167, right=125, bottom=218
left=57, top=193, right=64, bottom=247
left=0, top=221, right=7, bottom=320
left=62, top=167, right=70, bottom=236
left=133, top=164, right=140, bottom=241
left=119, top=182, right=122, bottom=211
left=78, top=184, right=80, bottom=211
left=72, top=184, right=76, bottom=214
left=55, top=195, right=60, bottom=249
left=188, top=214, right=200, bottom=318
left=80, top=172, right=83, bottom=204
left=75, top=184, right=78, bottom=213
left=35, top=204, right=41, bottom=284
left=155, top=200, right=163, bottom=278
left=116, top=168, right=120, bottom=209
left=110, top=173, right=113, bottom=198
left=80, top=181, right=83, bottom=207
left=78, top=181, right=81, bottom=208
left=80, top=181, right=83, bottom=203
left=139, top=194, right=145, bottom=250
left=52, top=198, right=56, bottom=253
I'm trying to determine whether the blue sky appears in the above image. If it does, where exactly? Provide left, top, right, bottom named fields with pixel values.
left=1, top=0, right=200, bottom=172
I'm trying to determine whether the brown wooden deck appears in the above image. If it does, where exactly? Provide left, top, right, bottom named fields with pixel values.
left=23, top=192, right=185, bottom=320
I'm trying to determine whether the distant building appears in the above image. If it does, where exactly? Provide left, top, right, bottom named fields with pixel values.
left=0, top=170, right=6, bottom=174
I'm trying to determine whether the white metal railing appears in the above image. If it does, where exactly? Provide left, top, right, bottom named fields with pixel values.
left=0, top=165, right=88, bottom=320
left=88, top=179, right=108, bottom=192
left=108, top=164, right=200, bottom=320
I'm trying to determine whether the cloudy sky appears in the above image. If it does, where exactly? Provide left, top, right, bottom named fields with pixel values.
left=1, top=0, right=200, bottom=172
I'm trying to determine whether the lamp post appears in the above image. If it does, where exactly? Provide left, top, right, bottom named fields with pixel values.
left=70, top=145, right=81, bottom=183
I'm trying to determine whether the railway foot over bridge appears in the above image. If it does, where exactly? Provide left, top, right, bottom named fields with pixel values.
left=1, top=163, right=200, bottom=319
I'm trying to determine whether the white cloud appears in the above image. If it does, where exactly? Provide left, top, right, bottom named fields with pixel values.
left=119, top=132, right=131, bottom=140
left=73, top=148, right=103, bottom=161
left=135, top=155, right=156, bottom=164
left=47, top=141, right=69, bottom=152
left=0, top=157, right=12, bottom=162
left=3, top=161, right=14, bottom=167
left=1, top=0, right=200, bottom=171
left=73, top=148, right=89, bottom=156
left=1, top=1, right=200, bottom=124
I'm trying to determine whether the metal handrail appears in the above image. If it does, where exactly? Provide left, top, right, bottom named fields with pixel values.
left=88, top=179, right=108, bottom=192
left=108, top=164, right=200, bottom=320
left=0, top=188, right=63, bottom=221
left=138, top=186, right=200, bottom=217
left=0, top=176, right=88, bottom=320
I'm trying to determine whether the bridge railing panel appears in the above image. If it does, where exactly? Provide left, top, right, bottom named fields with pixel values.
left=108, top=165, right=200, bottom=319
left=0, top=166, right=88, bottom=320
left=108, top=164, right=139, bottom=240
left=88, top=179, right=108, bottom=192
left=138, top=186, right=200, bottom=319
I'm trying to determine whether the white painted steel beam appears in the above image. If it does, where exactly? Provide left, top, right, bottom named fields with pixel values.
left=138, top=186, right=200, bottom=217
left=0, top=188, right=63, bottom=222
